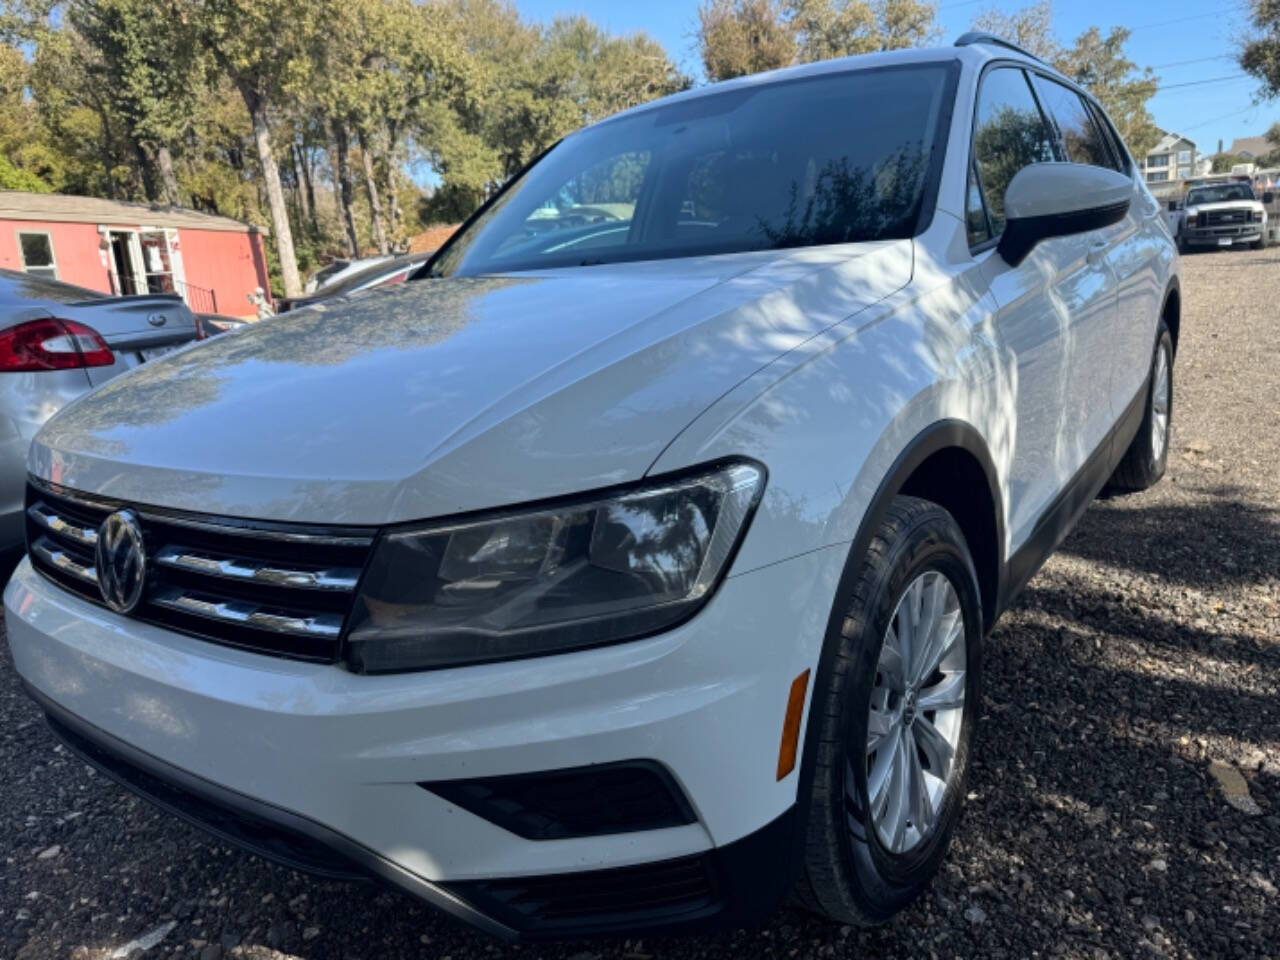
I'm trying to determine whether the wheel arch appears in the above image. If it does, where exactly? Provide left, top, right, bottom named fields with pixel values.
left=784, top=419, right=1004, bottom=877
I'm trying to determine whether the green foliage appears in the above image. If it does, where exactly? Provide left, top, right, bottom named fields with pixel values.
left=1240, top=0, right=1280, bottom=98
left=0, top=154, right=50, bottom=191
left=697, top=0, right=939, bottom=81
left=970, top=4, right=1159, bottom=159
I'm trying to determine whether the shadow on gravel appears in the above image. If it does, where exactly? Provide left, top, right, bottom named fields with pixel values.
left=1061, top=487, right=1280, bottom=589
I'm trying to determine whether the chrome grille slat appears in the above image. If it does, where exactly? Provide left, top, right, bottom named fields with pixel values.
left=153, top=547, right=361, bottom=591
left=150, top=588, right=343, bottom=639
left=31, top=536, right=98, bottom=585
left=27, top=504, right=99, bottom=547
left=24, top=480, right=375, bottom=663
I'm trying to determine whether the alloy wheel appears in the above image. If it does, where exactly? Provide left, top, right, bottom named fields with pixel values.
left=1151, top=344, right=1171, bottom=461
left=862, top=571, right=967, bottom=855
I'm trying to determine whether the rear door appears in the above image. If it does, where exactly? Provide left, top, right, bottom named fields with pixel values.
left=966, top=65, right=1118, bottom=550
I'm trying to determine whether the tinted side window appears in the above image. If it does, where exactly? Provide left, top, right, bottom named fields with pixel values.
left=971, top=67, right=1056, bottom=236
left=1029, top=75, right=1118, bottom=171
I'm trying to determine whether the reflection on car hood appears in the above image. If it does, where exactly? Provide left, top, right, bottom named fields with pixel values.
left=32, top=244, right=910, bottom=524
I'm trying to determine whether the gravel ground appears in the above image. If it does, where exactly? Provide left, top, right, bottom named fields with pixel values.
left=2, top=251, right=1277, bottom=960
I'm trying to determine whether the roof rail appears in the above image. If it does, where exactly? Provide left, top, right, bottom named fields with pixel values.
left=954, top=31, right=1046, bottom=64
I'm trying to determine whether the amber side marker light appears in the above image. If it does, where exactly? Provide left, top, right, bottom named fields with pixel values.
left=777, top=669, right=811, bottom=780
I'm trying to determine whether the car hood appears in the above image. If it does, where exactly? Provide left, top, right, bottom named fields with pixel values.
left=32, top=244, right=910, bottom=524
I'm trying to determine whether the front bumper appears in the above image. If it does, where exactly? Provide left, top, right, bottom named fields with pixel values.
left=6, top=546, right=842, bottom=937
left=1182, top=225, right=1262, bottom=246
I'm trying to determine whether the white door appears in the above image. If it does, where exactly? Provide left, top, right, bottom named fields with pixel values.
left=967, top=66, right=1119, bottom=550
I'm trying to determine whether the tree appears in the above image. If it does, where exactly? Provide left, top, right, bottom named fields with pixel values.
left=64, top=0, right=200, bottom=205
left=1240, top=0, right=1280, bottom=98
left=698, top=0, right=796, bottom=81
left=1054, top=27, right=1159, bottom=159
left=971, top=0, right=1059, bottom=62
left=173, top=0, right=317, bottom=297
left=698, top=0, right=938, bottom=82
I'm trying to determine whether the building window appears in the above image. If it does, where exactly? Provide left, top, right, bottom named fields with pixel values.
left=1177, top=149, right=1192, bottom=165
left=1147, top=153, right=1169, bottom=168
left=1147, top=170, right=1169, bottom=183
left=1177, top=166, right=1191, bottom=179
left=18, top=232, right=57, bottom=280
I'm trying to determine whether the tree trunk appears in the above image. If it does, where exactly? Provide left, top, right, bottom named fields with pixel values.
left=298, top=143, right=319, bottom=234
left=290, top=143, right=311, bottom=235
left=243, top=86, right=301, bottom=298
left=156, top=145, right=180, bottom=206
left=359, top=130, right=389, bottom=256
left=133, top=141, right=157, bottom=202
left=385, top=123, right=403, bottom=244
left=333, top=121, right=360, bottom=258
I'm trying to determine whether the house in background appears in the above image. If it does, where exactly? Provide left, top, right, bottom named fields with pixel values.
left=1227, top=135, right=1274, bottom=162
left=1139, top=131, right=1198, bottom=184
left=0, top=191, right=270, bottom=316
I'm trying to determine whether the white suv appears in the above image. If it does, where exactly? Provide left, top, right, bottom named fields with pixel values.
left=6, top=33, right=1178, bottom=940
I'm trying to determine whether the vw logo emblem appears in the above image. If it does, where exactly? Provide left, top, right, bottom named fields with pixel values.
left=96, top=509, right=147, bottom=614
left=146, top=312, right=167, bottom=327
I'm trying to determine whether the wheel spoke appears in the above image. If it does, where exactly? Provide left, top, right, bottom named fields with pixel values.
left=868, top=730, right=901, bottom=817
left=914, top=715, right=955, bottom=782
left=866, top=706, right=896, bottom=755
left=917, top=670, right=966, bottom=713
left=882, top=732, right=911, bottom=850
left=914, top=606, right=962, bottom=686
left=910, top=574, right=946, bottom=680
left=878, top=626, right=906, bottom=688
left=907, top=736, right=934, bottom=834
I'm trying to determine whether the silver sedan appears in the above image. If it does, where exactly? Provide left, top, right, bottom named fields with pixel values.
left=0, top=269, right=201, bottom=550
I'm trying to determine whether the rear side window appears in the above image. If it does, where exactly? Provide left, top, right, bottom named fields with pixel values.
left=969, top=67, right=1057, bottom=238
left=18, top=232, right=57, bottom=280
left=1028, top=75, right=1118, bottom=171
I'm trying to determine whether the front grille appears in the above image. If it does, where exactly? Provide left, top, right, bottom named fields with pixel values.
left=449, top=854, right=720, bottom=935
left=1203, top=209, right=1248, bottom=226
left=423, top=760, right=697, bottom=840
left=25, top=480, right=375, bottom=662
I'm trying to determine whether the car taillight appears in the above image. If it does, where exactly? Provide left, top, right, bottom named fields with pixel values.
left=0, top=318, right=114, bottom=372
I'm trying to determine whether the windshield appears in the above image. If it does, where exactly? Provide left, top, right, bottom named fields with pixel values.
left=1186, top=184, right=1255, bottom=206
left=430, top=63, right=955, bottom=277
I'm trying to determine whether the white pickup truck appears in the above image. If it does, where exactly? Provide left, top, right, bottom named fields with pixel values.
left=1177, top=180, right=1269, bottom=252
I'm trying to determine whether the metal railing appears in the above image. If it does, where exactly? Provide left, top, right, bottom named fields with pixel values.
left=110, top=273, right=218, bottom=314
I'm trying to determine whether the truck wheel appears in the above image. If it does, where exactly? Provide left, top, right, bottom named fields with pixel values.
left=794, top=496, right=981, bottom=925
left=1252, top=236, right=1267, bottom=250
left=1109, top=321, right=1173, bottom=493
left=1177, top=234, right=1189, bottom=255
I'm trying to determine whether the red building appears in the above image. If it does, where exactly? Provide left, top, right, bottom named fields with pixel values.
left=0, top=191, right=271, bottom=317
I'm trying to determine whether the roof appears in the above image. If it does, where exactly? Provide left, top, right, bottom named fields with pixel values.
left=600, top=40, right=1042, bottom=129
left=408, top=224, right=459, bottom=254
left=1148, top=130, right=1196, bottom=155
left=0, top=191, right=263, bottom=234
left=1228, top=135, right=1272, bottom=158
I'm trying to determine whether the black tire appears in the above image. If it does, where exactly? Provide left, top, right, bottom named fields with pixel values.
left=1177, top=233, right=1189, bottom=255
left=1252, top=235, right=1267, bottom=250
left=794, top=496, right=982, bottom=925
left=1109, top=321, right=1173, bottom=492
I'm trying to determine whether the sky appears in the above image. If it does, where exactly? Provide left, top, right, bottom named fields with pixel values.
left=516, top=0, right=1269, bottom=157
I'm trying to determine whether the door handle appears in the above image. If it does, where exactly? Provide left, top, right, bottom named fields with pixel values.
left=1086, top=241, right=1108, bottom=266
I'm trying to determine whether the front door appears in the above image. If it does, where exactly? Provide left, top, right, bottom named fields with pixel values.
left=966, top=65, right=1119, bottom=551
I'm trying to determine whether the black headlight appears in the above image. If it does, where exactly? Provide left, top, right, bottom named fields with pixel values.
left=344, top=461, right=765, bottom=672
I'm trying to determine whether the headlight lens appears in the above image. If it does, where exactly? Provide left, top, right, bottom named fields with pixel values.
left=345, top=461, right=765, bottom=672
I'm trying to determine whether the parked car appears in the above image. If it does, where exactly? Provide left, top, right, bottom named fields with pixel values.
left=0, top=269, right=201, bottom=552
left=302, top=255, right=391, bottom=295
left=7, top=34, right=1178, bottom=941
left=1177, top=178, right=1268, bottom=252
left=196, top=313, right=251, bottom=337
left=276, top=253, right=431, bottom=314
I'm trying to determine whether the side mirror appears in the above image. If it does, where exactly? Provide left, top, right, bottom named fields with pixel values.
left=998, top=163, right=1133, bottom=267
left=1264, top=191, right=1274, bottom=204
